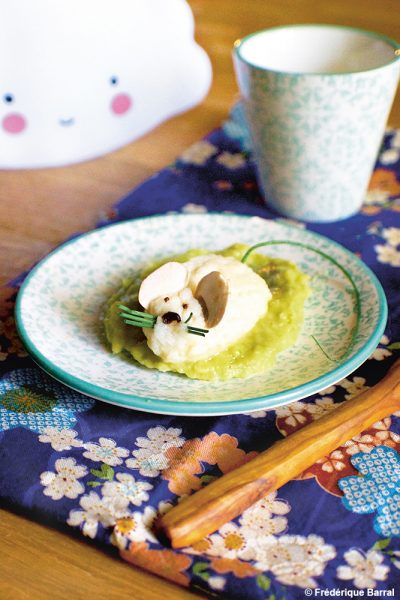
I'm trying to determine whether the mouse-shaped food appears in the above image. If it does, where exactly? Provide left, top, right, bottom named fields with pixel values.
left=104, top=243, right=310, bottom=380
left=138, top=254, right=271, bottom=363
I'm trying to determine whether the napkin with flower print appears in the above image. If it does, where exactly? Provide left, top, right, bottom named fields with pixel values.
left=1, top=121, right=400, bottom=599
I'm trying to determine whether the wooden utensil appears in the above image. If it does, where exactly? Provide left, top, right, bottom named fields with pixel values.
left=156, top=358, right=400, bottom=548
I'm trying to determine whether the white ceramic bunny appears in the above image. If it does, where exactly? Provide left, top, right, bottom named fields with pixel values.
left=0, top=0, right=212, bottom=167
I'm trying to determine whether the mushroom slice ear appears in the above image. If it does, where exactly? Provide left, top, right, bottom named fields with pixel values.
left=194, top=271, right=229, bottom=328
left=138, top=262, right=188, bottom=310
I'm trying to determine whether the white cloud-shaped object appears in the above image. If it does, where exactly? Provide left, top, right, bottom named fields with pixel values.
left=0, top=0, right=212, bottom=168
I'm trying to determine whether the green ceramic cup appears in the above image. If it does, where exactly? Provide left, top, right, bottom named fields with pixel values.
left=233, top=24, right=400, bottom=222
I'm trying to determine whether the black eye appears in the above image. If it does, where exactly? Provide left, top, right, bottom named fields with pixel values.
left=3, top=94, right=13, bottom=103
left=110, top=76, right=118, bottom=86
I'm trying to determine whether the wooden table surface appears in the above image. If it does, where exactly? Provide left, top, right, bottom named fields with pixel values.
left=1, top=2, right=399, bottom=599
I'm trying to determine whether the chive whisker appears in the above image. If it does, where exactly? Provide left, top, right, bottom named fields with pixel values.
left=118, top=305, right=155, bottom=319
left=187, top=330, right=206, bottom=337
left=123, top=318, right=155, bottom=329
left=118, top=304, right=157, bottom=330
left=123, top=315, right=155, bottom=323
left=187, top=326, right=209, bottom=334
left=119, top=310, right=153, bottom=317
left=118, top=304, right=136, bottom=313
left=310, top=335, right=338, bottom=363
left=123, top=320, right=153, bottom=327
left=184, top=312, right=193, bottom=324
left=241, top=240, right=361, bottom=363
left=120, top=312, right=156, bottom=323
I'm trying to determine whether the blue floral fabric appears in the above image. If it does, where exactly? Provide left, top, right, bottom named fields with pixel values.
left=0, top=368, right=95, bottom=433
left=1, top=118, right=400, bottom=599
left=339, top=446, right=400, bottom=538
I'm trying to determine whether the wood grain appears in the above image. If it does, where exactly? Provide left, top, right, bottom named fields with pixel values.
left=157, top=359, right=400, bottom=548
left=0, top=509, right=204, bottom=600
left=1, top=1, right=399, bottom=598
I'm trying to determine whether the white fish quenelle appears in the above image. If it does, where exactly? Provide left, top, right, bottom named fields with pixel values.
left=143, top=254, right=272, bottom=362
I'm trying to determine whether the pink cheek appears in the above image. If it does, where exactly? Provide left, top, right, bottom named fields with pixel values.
left=111, top=93, right=132, bottom=115
left=2, top=113, right=27, bottom=134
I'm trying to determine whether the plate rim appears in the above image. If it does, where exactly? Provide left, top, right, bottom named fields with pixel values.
left=15, top=213, right=388, bottom=416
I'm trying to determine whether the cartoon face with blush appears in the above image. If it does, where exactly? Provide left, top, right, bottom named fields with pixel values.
left=2, top=95, right=27, bottom=134
left=0, top=0, right=211, bottom=168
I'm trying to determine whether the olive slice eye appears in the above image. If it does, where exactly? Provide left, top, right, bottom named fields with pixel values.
left=162, top=311, right=181, bottom=324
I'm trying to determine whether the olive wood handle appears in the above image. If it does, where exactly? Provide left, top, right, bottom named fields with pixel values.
left=155, top=359, right=400, bottom=548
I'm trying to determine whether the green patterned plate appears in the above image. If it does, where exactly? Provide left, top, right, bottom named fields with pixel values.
left=15, top=214, right=387, bottom=416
